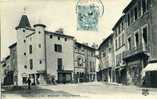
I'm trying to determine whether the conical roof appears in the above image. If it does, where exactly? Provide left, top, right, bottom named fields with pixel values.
left=16, top=15, right=31, bottom=29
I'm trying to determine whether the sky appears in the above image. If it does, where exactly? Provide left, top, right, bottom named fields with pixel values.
left=0, top=0, right=131, bottom=60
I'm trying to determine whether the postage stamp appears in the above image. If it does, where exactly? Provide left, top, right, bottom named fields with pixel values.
left=77, top=4, right=99, bottom=31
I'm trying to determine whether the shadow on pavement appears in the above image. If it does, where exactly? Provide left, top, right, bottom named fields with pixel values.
left=2, top=86, right=80, bottom=98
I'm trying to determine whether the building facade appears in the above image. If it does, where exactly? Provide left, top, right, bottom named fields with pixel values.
left=74, top=42, right=96, bottom=83
left=98, top=34, right=114, bottom=83
left=2, top=14, right=97, bottom=86
left=122, top=0, right=157, bottom=86
left=112, top=15, right=127, bottom=85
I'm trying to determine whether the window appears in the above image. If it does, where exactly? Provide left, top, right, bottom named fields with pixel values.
left=134, top=32, right=139, bottom=48
left=142, top=0, right=146, bottom=14
left=122, top=34, right=125, bottom=45
left=142, top=26, right=148, bottom=44
left=58, top=37, right=60, bottom=40
left=118, top=36, right=120, bottom=48
left=77, top=57, right=83, bottom=66
left=54, top=44, right=62, bottom=52
left=127, top=13, right=130, bottom=26
left=130, top=10, right=134, bottom=22
left=38, top=44, right=41, bottom=48
left=65, top=38, right=67, bottom=42
left=134, top=6, right=138, bottom=20
left=24, top=40, right=26, bottom=43
left=24, top=65, right=27, bottom=69
left=115, top=39, right=118, bottom=49
left=57, top=58, right=63, bottom=71
left=39, top=60, right=42, bottom=64
left=38, top=31, right=41, bottom=34
left=29, top=59, right=33, bottom=70
left=50, top=35, right=53, bottom=39
left=138, top=0, right=142, bottom=17
left=23, top=29, right=25, bottom=32
left=24, top=52, right=26, bottom=56
left=29, top=45, right=32, bottom=54
left=128, top=37, right=131, bottom=50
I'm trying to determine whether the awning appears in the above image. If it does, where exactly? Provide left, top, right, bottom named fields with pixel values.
left=143, top=63, right=157, bottom=72
left=142, top=63, right=157, bottom=78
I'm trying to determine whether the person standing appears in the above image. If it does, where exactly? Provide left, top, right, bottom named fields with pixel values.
left=27, top=77, right=31, bottom=90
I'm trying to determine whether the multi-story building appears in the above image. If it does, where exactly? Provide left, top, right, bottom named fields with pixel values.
left=1, top=55, right=14, bottom=85
left=122, top=0, right=157, bottom=87
left=15, top=14, right=77, bottom=85
left=45, top=29, right=75, bottom=84
left=74, top=42, right=96, bottom=83
left=112, top=15, right=127, bottom=84
left=98, top=34, right=114, bottom=83
left=2, top=14, right=97, bottom=86
left=8, top=43, right=17, bottom=85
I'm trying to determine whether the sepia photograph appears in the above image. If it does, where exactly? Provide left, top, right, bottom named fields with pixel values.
left=0, top=0, right=157, bottom=99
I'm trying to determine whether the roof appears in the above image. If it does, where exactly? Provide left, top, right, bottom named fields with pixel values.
left=9, top=42, right=17, bottom=48
left=33, top=24, right=46, bottom=28
left=112, top=15, right=125, bottom=30
left=45, top=31, right=74, bottom=39
left=98, top=33, right=113, bottom=50
left=123, top=0, right=137, bottom=13
left=75, top=42, right=96, bottom=51
left=15, top=15, right=31, bottom=30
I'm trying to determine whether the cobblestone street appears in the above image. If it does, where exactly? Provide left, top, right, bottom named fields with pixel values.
left=2, top=82, right=157, bottom=99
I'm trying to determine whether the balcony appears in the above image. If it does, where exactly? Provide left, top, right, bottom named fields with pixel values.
left=123, top=44, right=150, bottom=59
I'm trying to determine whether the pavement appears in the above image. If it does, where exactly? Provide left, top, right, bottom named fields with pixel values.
left=1, top=82, right=157, bottom=99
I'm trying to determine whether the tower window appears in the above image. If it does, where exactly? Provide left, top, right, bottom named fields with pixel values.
left=38, top=31, right=41, bottom=34
left=24, top=52, right=26, bottom=56
left=24, top=65, right=27, bottom=69
left=38, top=44, right=41, bottom=48
left=29, top=59, right=33, bottom=70
left=23, top=29, right=25, bottom=32
left=24, top=40, right=26, bottom=43
left=29, top=45, right=32, bottom=54
left=39, top=60, right=42, bottom=64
